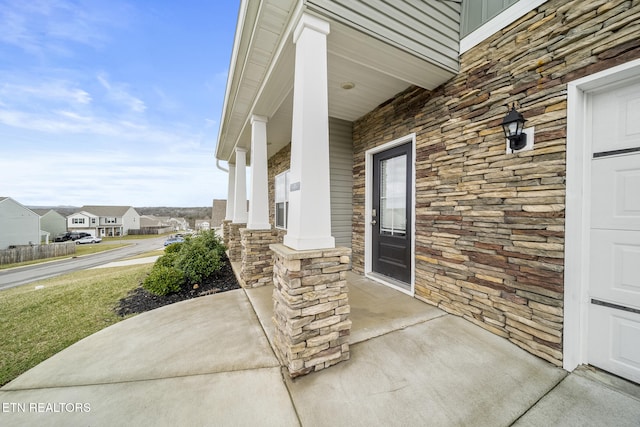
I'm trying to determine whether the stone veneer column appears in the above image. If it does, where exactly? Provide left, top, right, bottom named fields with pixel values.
left=240, top=228, right=279, bottom=288
left=221, top=219, right=232, bottom=248
left=227, top=223, right=245, bottom=262
left=270, top=243, right=351, bottom=377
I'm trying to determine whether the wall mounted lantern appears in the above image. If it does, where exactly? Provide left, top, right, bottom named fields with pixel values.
left=502, top=104, right=527, bottom=151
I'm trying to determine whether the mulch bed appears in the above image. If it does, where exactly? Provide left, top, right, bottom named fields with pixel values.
left=115, top=254, right=240, bottom=316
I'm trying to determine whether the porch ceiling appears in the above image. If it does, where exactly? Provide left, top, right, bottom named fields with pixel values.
left=217, top=3, right=458, bottom=165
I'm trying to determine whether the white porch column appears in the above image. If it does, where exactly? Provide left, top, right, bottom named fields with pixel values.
left=233, top=148, right=248, bottom=223
left=283, top=14, right=335, bottom=251
left=225, top=164, right=236, bottom=221
left=247, top=115, right=271, bottom=230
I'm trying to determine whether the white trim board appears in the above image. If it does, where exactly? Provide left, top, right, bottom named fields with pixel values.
left=364, top=133, right=416, bottom=296
left=563, top=58, right=640, bottom=373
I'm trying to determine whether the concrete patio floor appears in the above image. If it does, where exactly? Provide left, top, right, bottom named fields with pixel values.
left=1, top=272, right=639, bottom=426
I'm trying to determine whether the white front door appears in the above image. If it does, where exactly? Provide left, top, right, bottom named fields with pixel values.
left=587, top=78, right=640, bottom=383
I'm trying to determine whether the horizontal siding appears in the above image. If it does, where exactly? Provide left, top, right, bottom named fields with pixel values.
left=307, top=0, right=460, bottom=71
left=329, top=117, right=354, bottom=248
left=461, top=0, right=519, bottom=37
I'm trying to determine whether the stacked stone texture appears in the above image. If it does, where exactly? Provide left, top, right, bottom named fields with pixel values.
left=227, top=223, right=246, bottom=262
left=351, top=0, right=640, bottom=366
left=221, top=220, right=231, bottom=248
left=270, top=244, right=352, bottom=377
left=240, top=228, right=279, bottom=288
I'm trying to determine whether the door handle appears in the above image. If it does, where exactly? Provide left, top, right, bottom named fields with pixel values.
left=371, top=220, right=377, bottom=225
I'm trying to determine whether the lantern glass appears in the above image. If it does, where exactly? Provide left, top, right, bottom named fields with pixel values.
left=502, top=104, right=527, bottom=151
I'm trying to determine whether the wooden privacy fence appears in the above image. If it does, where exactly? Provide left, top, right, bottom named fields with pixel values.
left=0, top=242, right=76, bottom=265
left=128, top=227, right=174, bottom=235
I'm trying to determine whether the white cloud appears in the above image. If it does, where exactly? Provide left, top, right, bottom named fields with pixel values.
left=97, top=73, right=147, bottom=113
left=0, top=80, right=92, bottom=106
left=0, top=0, right=131, bottom=54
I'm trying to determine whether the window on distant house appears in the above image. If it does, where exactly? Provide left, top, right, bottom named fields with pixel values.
left=72, top=218, right=85, bottom=224
left=275, top=170, right=290, bottom=229
left=91, top=218, right=96, bottom=224
left=105, top=217, right=117, bottom=224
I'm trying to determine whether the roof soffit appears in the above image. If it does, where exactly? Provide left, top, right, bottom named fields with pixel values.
left=217, top=1, right=460, bottom=164
left=216, top=0, right=300, bottom=163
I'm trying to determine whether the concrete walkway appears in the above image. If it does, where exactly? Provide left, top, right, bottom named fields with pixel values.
left=91, top=255, right=160, bottom=269
left=2, top=273, right=639, bottom=426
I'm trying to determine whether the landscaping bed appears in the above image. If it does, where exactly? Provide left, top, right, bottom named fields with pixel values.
left=115, top=253, right=240, bottom=316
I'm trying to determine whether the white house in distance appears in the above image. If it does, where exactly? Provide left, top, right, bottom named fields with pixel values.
left=32, top=209, right=67, bottom=243
left=67, top=206, right=141, bottom=237
left=215, top=0, right=640, bottom=381
left=167, top=217, right=189, bottom=231
left=0, top=197, right=40, bottom=249
left=195, top=220, right=211, bottom=231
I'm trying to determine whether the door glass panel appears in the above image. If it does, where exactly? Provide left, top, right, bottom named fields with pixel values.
left=380, top=154, right=406, bottom=236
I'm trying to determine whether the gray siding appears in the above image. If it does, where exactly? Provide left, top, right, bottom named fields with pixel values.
left=307, top=0, right=460, bottom=72
left=329, top=117, right=353, bottom=248
left=40, top=211, right=67, bottom=239
left=0, top=198, right=40, bottom=249
left=461, top=0, right=519, bottom=36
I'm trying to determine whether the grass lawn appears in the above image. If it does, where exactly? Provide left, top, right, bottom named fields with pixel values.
left=0, top=263, right=153, bottom=386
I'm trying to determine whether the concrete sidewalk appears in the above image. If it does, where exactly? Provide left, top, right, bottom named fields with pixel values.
left=2, top=273, right=639, bottom=426
left=91, top=255, right=160, bottom=269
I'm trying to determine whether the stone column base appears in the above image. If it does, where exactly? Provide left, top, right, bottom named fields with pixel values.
left=221, top=220, right=232, bottom=248
left=227, top=223, right=246, bottom=262
left=270, top=243, right=352, bottom=377
left=240, top=228, right=278, bottom=288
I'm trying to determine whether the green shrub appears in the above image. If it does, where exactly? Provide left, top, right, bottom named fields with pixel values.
left=164, top=241, right=183, bottom=254
left=142, top=265, right=184, bottom=296
left=155, top=252, right=179, bottom=269
left=198, top=230, right=227, bottom=253
left=144, top=230, right=227, bottom=295
left=175, top=238, right=222, bottom=284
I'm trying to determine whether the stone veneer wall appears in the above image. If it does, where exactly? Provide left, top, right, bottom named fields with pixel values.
left=227, top=223, right=246, bottom=262
left=221, top=220, right=231, bottom=248
left=352, top=0, right=640, bottom=366
left=240, top=228, right=279, bottom=288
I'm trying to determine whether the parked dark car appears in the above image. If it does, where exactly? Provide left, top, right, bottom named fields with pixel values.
left=55, top=232, right=91, bottom=242
left=54, top=232, right=72, bottom=242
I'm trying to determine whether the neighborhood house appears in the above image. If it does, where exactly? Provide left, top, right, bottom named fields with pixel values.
left=67, top=206, right=141, bottom=237
left=0, top=197, right=41, bottom=249
left=32, top=209, right=67, bottom=243
left=215, top=0, right=640, bottom=381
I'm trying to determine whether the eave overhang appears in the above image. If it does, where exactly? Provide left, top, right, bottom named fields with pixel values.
left=215, top=0, right=461, bottom=165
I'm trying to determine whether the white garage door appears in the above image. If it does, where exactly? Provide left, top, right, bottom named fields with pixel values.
left=587, top=78, right=640, bottom=383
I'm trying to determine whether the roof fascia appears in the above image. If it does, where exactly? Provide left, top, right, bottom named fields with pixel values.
left=215, top=0, right=259, bottom=159
left=216, top=0, right=302, bottom=163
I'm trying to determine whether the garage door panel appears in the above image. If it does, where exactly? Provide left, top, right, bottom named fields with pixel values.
left=590, top=230, right=640, bottom=309
left=588, top=304, right=640, bottom=384
left=587, top=76, right=640, bottom=383
left=590, top=154, right=640, bottom=230
left=592, top=80, right=640, bottom=154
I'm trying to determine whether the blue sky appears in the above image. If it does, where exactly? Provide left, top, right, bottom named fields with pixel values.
left=0, top=0, right=240, bottom=207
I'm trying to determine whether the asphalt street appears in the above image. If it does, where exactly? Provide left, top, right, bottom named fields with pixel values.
left=0, top=236, right=166, bottom=291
